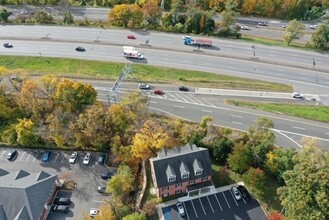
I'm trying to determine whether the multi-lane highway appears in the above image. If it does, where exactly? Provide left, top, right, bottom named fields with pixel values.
left=0, top=25, right=329, bottom=148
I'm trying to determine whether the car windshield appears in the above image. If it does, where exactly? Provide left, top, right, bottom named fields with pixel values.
left=70, top=154, right=76, bottom=158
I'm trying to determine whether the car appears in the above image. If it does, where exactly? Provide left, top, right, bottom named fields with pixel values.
left=101, top=172, right=113, bottom=180
left=310, top=24, right=318, bottom=29
left=75, top=46, right=86, bottom=52
left=139, top=83, right=151, bottom=90
left=282, top=24, right=287, bottom=28
left=241, top=25, right=250, bottom=30
left=89, top=208, right=100, bottom=217
left=98, top=154, right=106, bottom=165
left=292, top=92, right=304, bottom=99
left=42, top=151, right=51, bottom=162
left=179, top=86, right=189, bottom=92
left=176, top=202, right=185, bottom=216
left=54, top=197, right=71, bottom=205
left=97, top=186, right=107, bottom=193
left=83, top=153, right=91, bottom=165
left=69, top=152, right=78, bottom=164
left=53, top=205, right=69, bottom=213
left=154, top=89, right=164, bottom=95
left=231, top=186, right=242, bottom=201
left=3, top=43, right=13, bottom=48
left=237, top=185, right=251, bottom=200
left=6, top=150, right=17, bottom=161
left=258, top=22, right=267, bottom=26
left=127, top=34, right=136, bottom=39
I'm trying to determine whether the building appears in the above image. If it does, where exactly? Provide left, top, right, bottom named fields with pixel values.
left=0, top=169, right=59, bottom=220
left=150, top=143, right=213, bottom=198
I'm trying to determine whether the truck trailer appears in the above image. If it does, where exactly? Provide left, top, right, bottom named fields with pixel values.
left=183, top=36, right=212, bottom=47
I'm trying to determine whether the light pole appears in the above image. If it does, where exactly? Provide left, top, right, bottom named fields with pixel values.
left=252, top=45, right=256, bottom=73
left=313, top=57, right=318, bottom=84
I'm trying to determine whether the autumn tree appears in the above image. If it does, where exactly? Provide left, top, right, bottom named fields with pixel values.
left=220, top=0, right=238, bottom=29
left=311, top=24, right=329, bottom=50
left=242, top=167, right=266, bottom=196
left=227, top=142, right=252, bottom=174
left=142, top=201, right=157, bottom=217
left=213, top=138, right=234, bottom=164
left=109, top=4, right=143, bottom=28
left=278, top=146, right=329, bottom=220
left=267, top=211, right=284, bottom=220
left=283, top=19, right=305, bottom=45
left=142, top=1, right=162, bottom=29
left=15, top=118, right=41, bottom=146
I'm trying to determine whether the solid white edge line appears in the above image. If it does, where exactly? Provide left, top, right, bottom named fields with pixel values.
left=271, top=129, right=303, bottom=148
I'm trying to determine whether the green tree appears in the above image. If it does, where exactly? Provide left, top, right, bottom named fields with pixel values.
left=213, top=138, right=233, bottom=164
left=278, top=146, right=329, bottom=220
left=227, top=143, right=252, bottom=174
left=62, top=9, right=74, bottom=24
left=123, top=212, right=146, bottom=220
left=283, top=19, right=305, bottom=45
left=311, top=24, right=329, bottom=50
left=0, top=7, right=12, bottom=22
left=220, top=0, right=238, bottom=29
left=242, top=167, right=266, bottom=196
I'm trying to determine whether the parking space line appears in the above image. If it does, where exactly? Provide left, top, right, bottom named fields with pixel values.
left=191, top=200, right=198, bottom=218
left=199, top=198, right=206, bottom=215
left=183, top=202, right=190, bottom=220
left=215, top=194, right=223, bottom=211
left=204, top=100, right=216, bottom=107
left=206, top=196, right=215, bottom=213
left=222, top=192, right=231, bottom=209
left=26, top=152, right=32, bottom=161
left=0, top=151, right=5, bottom=158
left=242, top=198, right=247, bottom=204
left=53, top=153, right=59, bottom=163
left=33, top=152, right=40, bottom=162
left=60, top=155, right=66, bottom=163
left=18, top=152, right=26, bottom=161
left=229, top=191, right=239, bottom=206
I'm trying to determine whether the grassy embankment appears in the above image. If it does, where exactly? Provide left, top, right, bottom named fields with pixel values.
left=0, top=55, right=292, bottom=92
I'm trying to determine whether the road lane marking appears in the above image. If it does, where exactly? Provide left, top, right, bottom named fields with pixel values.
left=230, top=115, right=242, bottom=118
left=18, top=152, right=26, bottom=161
left=167, top=93, right=179, bottom=100
left=232, top=121, right=242, bottom=125
left=222, top=192, right=231, bottom=209
left=183, top=202, right=190, bottom=220
left=199, top=198, right=206, bottom=215
left=292, top=126, right=306, bottom=130
left=61, top=155, right=66, bottom=164
left=174, top=105, right=184, bottom=108
left=207, top=196, right=215, bottom=213
left=181, top=94, right=197, bottom=104
left=215, top=194, right=223, bottom=211
left=204, top=100, right=215, bottom=107
left=202, top=110, right=212, bottom=113
left=229, top=190, right=239, bottom=206
left=271, top=129, right=302, bottom=148
left=33, top=152, right=39, bottom=162
left=149, top=101, right=157, bottom=104
left=175, top=94, right=189, bottom=102
left=191, top=200, right=198, bottom=218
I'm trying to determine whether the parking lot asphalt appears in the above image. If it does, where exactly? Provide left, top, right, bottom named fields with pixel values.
left=162, top=190, right=267, bottom=220
left=0, top=148, right=115, bottom=220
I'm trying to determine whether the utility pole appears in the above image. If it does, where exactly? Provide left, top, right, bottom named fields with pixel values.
left=313, top=57, right=318, bottom=84
left=251, top=45, right=256, bottom=73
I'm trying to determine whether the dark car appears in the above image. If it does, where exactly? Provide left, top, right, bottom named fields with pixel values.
left=154, top=89, right=165, bottom=95
left=54, top=197, right=71, bottom=205
left=97, top=186, right=107, bottom=193
left=258, top=22, right=267, bottom=26
left=6, top=150, right=18, bottom=161
left=3, top=43, right=13, bottom=48
left=53, top=205, right=69, bottom=213
left=179, top=86, right=189, bottom=92
left=98, top=154, right=106, bottom=165
left=42, top=151, right=51, bottom=162
left=127, top=34, right=136, bottom=39
left=75, top=46, right=86, bottom=52
left=237, top=185, right=251, bottom=200
left=101, top=172, right=113, bottom=180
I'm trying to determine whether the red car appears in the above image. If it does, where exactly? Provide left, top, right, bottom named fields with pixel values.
left=127, top=35, right=136, bottom=39
left=154, top=89, right=165, bottom=95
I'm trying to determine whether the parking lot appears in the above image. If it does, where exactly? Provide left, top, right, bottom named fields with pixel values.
left=0, top=148, right=115, bottom=220
left=162, top=189, right=267, bottom=220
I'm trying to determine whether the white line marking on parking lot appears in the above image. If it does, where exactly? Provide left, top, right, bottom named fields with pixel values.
left=183, top=203, right=190, bottom=220
left=292, top=126, right=306, bottom=130
left=215, top=194, right=223, bottom=211
left=0, top=151, right=5, bottom=158
left=222, top=192, right=231, bottom=209
left=149, top=101, right=158, bottom=104
left=26, top=152, right=32, bottom=161
left=53, top=153, right=59, bottom=163
left=202, top=110, right=212, bottom=113
left=242, top=197, right=247, bottom=204
left=191, top=200, right=198, bottom=218
left=204, top=100, right=216, bottom=107
left=207, top=196, right=215, bottom=213
left=174, top=105, right=185, bottom=108
left=232, top=121, right=242, bottom=125
left=33, top=152, right=39, bottom=162
left=19, top=152, right=26, bottom=161
left=92, top=200, right=103, bottom=203
left=199, top=198, right=206, bottom=215
left=61, top=155, right=66, bottom=163
left=230, top=115, right=242, bottom=118
left=229, top=191, right=239, bottom=206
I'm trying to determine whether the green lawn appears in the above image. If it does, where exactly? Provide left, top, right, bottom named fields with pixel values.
left=227, top=100, right=329, bottom=123
left=0, top=55, right=292, bottom=92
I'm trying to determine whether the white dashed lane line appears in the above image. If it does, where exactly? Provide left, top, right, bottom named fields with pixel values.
left=292, top=126, right=306, bottom=130
left=202, top=110, right=212, bottom=113
left=149, top=101, right=157, bottom=104
left=230, top=115, right=242, bottom=118
left=232, top=121, right=243, bottom=125
left=174, top=105, right=185, bottom=108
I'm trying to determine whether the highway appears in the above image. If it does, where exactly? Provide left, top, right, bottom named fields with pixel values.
left=0, top=25, right=329, bottom=148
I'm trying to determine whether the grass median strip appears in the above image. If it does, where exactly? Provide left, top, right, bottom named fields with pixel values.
left=226, top=100, right=329, bottom=123
left=0, top=55, right=292, bottom=92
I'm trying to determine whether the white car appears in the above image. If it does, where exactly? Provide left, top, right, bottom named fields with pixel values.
left=292, top=92, right=304, bottom=99
left=69, top=152, right=78, bottom=164
left=231, top=186, right=242, bottom=200
left=89, top=208, right=99, bottom=217
left=176, top=202, right=185, bottom=216
left=310, top=24, right=318, bottom=29
left=83, top=153, right=91, bottom=165
left=241, top=25, right=249, bottom=30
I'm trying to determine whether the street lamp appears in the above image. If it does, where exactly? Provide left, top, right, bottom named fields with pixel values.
left=313, top=57, right=318, bottom=84
left=252, top=45, right=256, bottom=73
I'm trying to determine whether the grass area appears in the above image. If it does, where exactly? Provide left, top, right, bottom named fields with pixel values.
left=226, top=100, right=329, bottom=123
left=0, top=55, right=292, bottom=92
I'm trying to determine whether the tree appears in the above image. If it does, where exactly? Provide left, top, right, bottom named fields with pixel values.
left=311, top=24, right=329, bottom=50
left=123, top=212, right=147, bottom=220
left=62, top=9, right=74, bottom=24
left=0, top=7, right=12, bottom=23
left=283, top=19, right=305, bottom=45
left=267, top=212, right=284, bottom=220
left=29, top=10, right=54, bottom=24
left=142, top=201, right=157, bottom=217
left=227, top=143, right=252, bottom=174
left=220, top=0, right=238, bottom=29
left=278, top=146, right=329, bottom=220
left=109, top=4, right=143, bottom=28
left=142, top=2, right=162, bottom=29
left=213, top=138, right=233, bottom=164
left=15, top=118, right=41, bottom=146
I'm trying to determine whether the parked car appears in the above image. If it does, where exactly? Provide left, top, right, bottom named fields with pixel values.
left=258, top=22, right=267, bottom=26
left=54, top=197, right=71, bottom=205
left=6, top=150, right=17, bottom=161
left=154, top=89, right=164, bottom=95
left=237, top=185, right=251, bottom=200
left=176, top=202, right=185, bottom=216
left=42, top=151, right=51, bottom=162
left=231, top=186, right=242, bottom=201
left=83, top=153, right=91, bottom=165
left=53, top=205, right=69, bottom=213
left=292, top=92, right=304, bottom=99
left=101, top=172, right=113, bottom=180
left=98, top=154, right=106, bottom=165
left=89, top=208, right=100, bottom=217
left=310, top=24, right=318, bottom=29
left=75, top=46, right=86, bottom=52
left=69, top=152, right=78, bottom=164
left=241, top=25, right=250, bottom=30
left=3, top=43, right=13, bottom=48
left=97, top=186, right=107, bottom=193
left=179, top=86, right=189, bottom=91
left=127, top=35, right=136, bottom=39
left=139, top=83, right=151, bottom=90
left=282, top=24, right=287, bottom=28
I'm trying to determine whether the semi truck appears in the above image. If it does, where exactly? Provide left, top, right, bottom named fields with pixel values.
left=183, top=36, right=212, bottom=47
left=123, top=46, right=144, bottom=59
